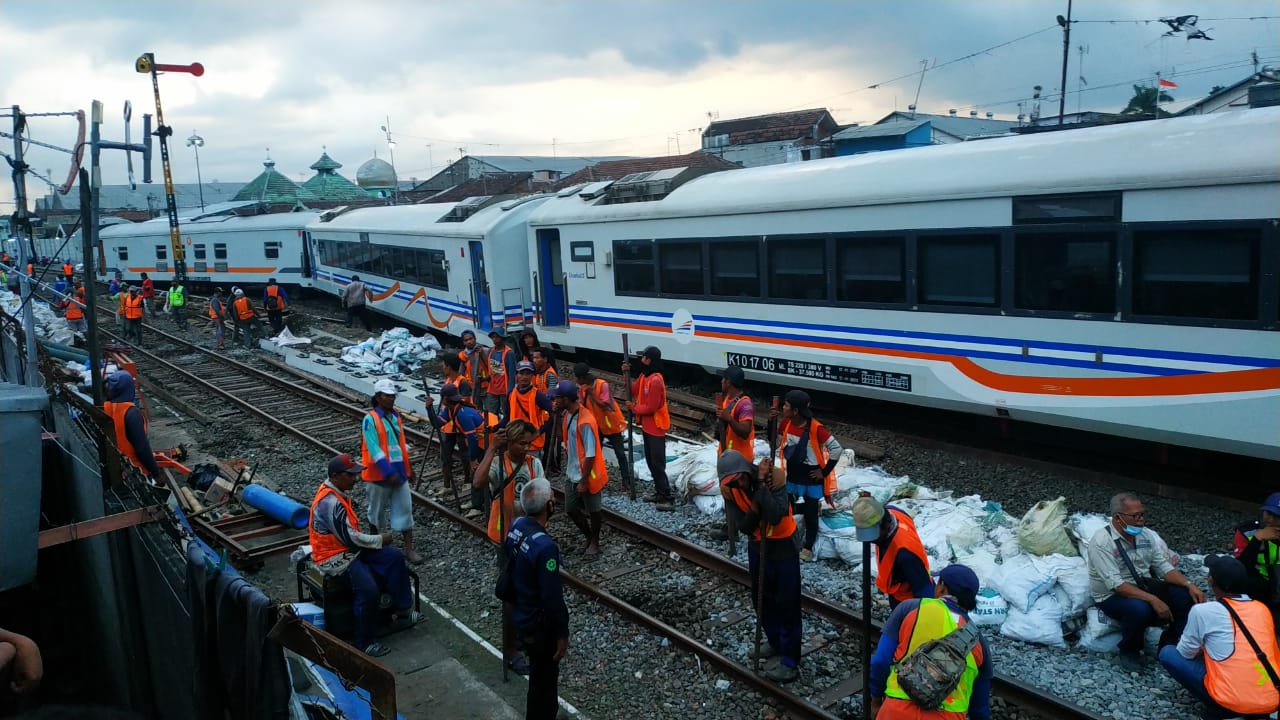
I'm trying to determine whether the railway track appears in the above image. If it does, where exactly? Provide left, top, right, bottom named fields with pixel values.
left=84, top=311, right=1105, bottom=720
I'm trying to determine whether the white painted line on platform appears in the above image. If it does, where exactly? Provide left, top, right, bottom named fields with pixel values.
left=418, top=591, right=588, bottom=720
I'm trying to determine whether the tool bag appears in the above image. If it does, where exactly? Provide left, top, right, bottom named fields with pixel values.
left=896, top=620, right=981, bottom=709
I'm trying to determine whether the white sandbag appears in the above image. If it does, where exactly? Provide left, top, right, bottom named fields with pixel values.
left=952, top=546, right=1001, bottom=591
left=914, top=502, right=987, bottom=558
left=667, top=445, right=721, bottom=497
left=812, top=534, right=840, bottom=561
left=989, top=525, right=1022, bottom=560
left=970, top=589, right=1009, bottom=628
left=818, top=513, right=858, bottom=537
left=272, top=327, right=312, bottom=347
left=1077, top=606, right=1121, bottom=653
left=1054, top=555, right=1093, bottom=616
left=817, top=514, right=863, bottom=564
left=1017, top=497, right=1078, bottom=557
left=691, top=494, right=723, bottom=516
left=1070, top=513, right=1110, bottom=545
left=989, top=554, right=1058, bottom=613
left=1000, top=592, right=1065, bottom=647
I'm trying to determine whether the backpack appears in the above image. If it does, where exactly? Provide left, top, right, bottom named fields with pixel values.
left=895, top=617, right=981, bottom=710
left=265, top=292, right=280, bottom=310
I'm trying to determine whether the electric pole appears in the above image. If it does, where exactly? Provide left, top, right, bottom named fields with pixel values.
left=1057, top=0, right=1073, bottom=126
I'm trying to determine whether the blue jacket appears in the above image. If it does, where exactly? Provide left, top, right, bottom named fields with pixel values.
left=504, top=515, right=569, bottom=639
left=106, top=371, right=162, bottom=478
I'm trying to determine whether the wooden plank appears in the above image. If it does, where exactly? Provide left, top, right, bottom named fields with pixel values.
left=814, top=674, right=865, bottom=708
left=38, top=506, right=164, bottom=548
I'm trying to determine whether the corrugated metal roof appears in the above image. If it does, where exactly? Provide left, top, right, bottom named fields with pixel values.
left=830, top=119, right=929, bottom=141
left=877, top=111, right=1016, bottom=139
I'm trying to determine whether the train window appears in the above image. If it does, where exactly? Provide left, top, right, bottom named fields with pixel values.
left=388, top=247, right=414, bottom=280
left=769, top=238, right=826, bottom=301
left=837, top=236, right=905, bottom=303
left=193, top=244, right=206, bottom=260
left=613, top=239, right=656, bottom=295
left=116, top=247, right=128, bottom=261
left=919, top=235, right=999, bottom=306
left=1133, top=229, right=1257, bottom=320
left=264, top=241, right=281, bottom=259
left=1013, top=192, right=1120, bottom=224
left=419, top=249, right=449, bottom=290
left=214, top=243, right=228, bottom=260
left=659, top=241, right=705, bottom=296
left=710, top=240, right=759, bottom=298
left=1015, top=232, right=1115, bottom=313
left=155, top=245, right=167, bottom=260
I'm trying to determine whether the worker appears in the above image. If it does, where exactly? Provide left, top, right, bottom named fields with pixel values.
left=853, top=493, right=934, bottom=609
left=62, top=259, right=74, bottom=281
left=504, top=478, right=569, bottom=720
left=1085, top=492, right=1205, bottom=673
left=714, top=365, right=755, bottom=545
left=425, top=383, right=488, bottom=518
left=362, top=379, right=419, bottom=563
left=165, top=280, right=188, bottom=330
left=1236, top=492, right=1280, bottom=628
left=1159, top=554, right=1280, bottom=719
left=53, top=275, right=68, bottom=296
left=122, top=286, right=146, bottom=345
left=770, top=390, right=841, bottom=561
left=719, top=450, right=801, bottom=683
left=459, top=329, right=489, bottom=407
left=623, top=346, right=673, bottom=511
left=433, top=355, right=474, bottom=498
left=508, top=360, right=554, bottom=460
left=342, top=274, right=373, bottom=330
left=208, top=287, right=227, bottom=351
left=474, top=419, right=544, bottom=676
left=573, top=362, right=634, bottom=497
left=551, top=380, right=608, bottom=557
left=486, top=327, right=517, bottom=420
left=0, top=268, right=8, bottom=291
left=61, top=284, right=87, bottom=334
left=107, top=274, right=121, bottom=300
left=232, top=288, right=258, bottom=348
left=103, top=370, right=163, bottom=484
left=518, top=327, right=541, bottom=364
left=309, top=453, right=422, bottom=658
left=869, top=564, right=993, bottom=720
left=530, top=347, right=561, bottom=471
left=0, top=626, right=43, bottom=696
left=140, top=272, right=156, bottom=314
left=262, top=277, right=289, bottom=334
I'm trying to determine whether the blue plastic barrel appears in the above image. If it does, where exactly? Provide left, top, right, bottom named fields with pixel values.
left=242, top=484, right=310, bottom=529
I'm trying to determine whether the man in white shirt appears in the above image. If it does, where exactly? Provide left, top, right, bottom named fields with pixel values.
left=1159, top=554, right=1280, bottom=720
left=1086, top=492, right=1205, bottom=671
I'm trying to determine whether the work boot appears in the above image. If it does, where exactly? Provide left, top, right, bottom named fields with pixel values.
left=765, top=662, right=798, bottom=684
left=708, top=525, right=729, bottom=541
left=654, top=500, right=674, bottom=512
left=749, top=643, right=781, bottom=662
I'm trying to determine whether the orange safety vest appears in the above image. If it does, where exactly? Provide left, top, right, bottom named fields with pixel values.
left=441, top=406, right=500, bottom=442
left=459, top=349, right=488, bottom=388
left=361, top=409, right=412, bottom=483
left=1205, top=598, right=1280, bottom=715
left=124, top=294, right=145, bottom=320
left=487, top=454, right=535, bottom=543
left=637, top=373, right=671, bottom=432
left=875, top=507, right=932, bottom=603
left=103, top=400, right=150, bottom=476
left=533, top=368, right=555, bottom=395
left=726, top=482, right=797, bottom=541
left=487, top=347, right=512, bottom=396
left=718, top=393, right=755, bottom=457
left=208, top=297, right=224, bottom=320
left=308, top=483, right=358, bottom=564
left=508, top=385, right=547, bottom=451
left=265, top=284, right=285, bottom=310
left=233, top=296, right=254, bottom=320
left=581, top=377, right=627, bottom=437
left=563, top=409, right=608, bottom=494
left=64, top=298, right=84, bottom=320
left=63, top=262, right=73, bottom=277
left=775, top=418, right=837, bottom=497
left=27, top=263, right=34, bottom=276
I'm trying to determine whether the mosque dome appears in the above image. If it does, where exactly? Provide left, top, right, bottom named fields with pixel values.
left=356, top=158, right=397, bottom=190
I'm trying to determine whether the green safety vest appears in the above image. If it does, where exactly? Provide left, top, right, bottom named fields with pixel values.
left=885, top=598, right=980, bottom=712
left=1256, top=540, right=1280, bottom=580
left=168, top=286, right=186, bottom=307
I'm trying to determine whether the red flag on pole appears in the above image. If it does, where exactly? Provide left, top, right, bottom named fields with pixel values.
left=1158, top=78, right=1178, bottom=88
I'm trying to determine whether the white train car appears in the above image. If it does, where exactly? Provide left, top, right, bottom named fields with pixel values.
left=524, top=108, right=1280, bottom=460
left=307, top=195, right=551, bottom=334
left=99, top=204, right=321, bottom=288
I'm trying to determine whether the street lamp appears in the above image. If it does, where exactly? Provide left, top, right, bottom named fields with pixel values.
left=186, top=131, right=205, bottom=211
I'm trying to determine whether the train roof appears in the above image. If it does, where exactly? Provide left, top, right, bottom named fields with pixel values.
left=306, top=195, right=551, bottom=237
left=99, top=209, right=320, bottom=238
left=528, top=107, right=1280, bottom=225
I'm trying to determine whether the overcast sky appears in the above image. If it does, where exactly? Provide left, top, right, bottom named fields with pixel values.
left=2, top=0, right=1277, bottom=212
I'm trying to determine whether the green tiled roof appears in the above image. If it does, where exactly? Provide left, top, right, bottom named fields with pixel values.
left=309, top=151, right=342, bottom=172
left=233, top=159, right=317, bottom=203
left=302, top=151, right=373, bottom=201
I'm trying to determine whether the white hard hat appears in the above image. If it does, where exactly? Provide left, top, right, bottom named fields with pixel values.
left=373, top=379, right=398, bottom=396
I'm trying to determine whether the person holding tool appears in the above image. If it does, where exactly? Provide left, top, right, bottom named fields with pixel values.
left=550, top=380, right=608, bottom=558
left=770, top=390, right=842, bottom=562
left=715, top=365, right=755, bottom=553
left=623, top=346, right=673, bottom=511
left=573, top=362, right=635, bottom=500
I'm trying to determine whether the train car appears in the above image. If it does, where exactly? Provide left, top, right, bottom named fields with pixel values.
left=307, top=195, right=551, bottom=334
left=98, top=203, right=321, bottom=289
left=523, top=108, right=1280, bottom=461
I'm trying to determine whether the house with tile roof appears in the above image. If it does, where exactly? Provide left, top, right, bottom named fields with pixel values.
left=413, top=155, right=631, bottom=193
left=549, top=151, right=739, bottom=192
left=700, top=108, right=840, bottom=167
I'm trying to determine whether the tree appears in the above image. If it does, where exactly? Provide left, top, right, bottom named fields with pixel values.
left=1122, top=84, right=1175, bottom=117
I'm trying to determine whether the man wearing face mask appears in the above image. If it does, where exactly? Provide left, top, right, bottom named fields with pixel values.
left=1087, top=492, right=1205, bottom=673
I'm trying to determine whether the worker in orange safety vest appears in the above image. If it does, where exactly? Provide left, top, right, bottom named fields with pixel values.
left=624, top=346, right=673, bottom=510
left=550, top=380, right=608, bottom=557
left=853, top=493, right=935, bottom=609
left=103, top=371, right=163, bottom=483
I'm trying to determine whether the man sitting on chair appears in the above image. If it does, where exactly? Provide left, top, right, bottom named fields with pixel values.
left=309, top=453, right=422, bottom=657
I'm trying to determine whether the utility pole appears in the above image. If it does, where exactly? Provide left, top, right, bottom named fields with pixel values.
left=1057, top=0, right=1073, bottom=126
left=911, top=59, right=929, bottom=119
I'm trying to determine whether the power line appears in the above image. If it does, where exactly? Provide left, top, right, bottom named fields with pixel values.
left=1074, top=15, right=1280, bottom=23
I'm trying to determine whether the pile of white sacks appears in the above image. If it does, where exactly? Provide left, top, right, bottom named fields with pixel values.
left=338, top=327, right=441, bottom=374
left=635, top=436, right=1196, bottom=653
left=1, top=289, right=78, bottom=345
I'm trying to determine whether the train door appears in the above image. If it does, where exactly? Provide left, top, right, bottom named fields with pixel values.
left=301, top=231, right=314, bottom=280
left=469, top=240, right=492, bottom=332
left=535, top=229, right=566, bottom=327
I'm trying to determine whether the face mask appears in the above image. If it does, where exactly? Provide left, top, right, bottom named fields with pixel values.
left=1123, top=524, right=1143, bottom=537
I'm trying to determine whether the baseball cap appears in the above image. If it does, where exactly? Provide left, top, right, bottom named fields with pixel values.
left=852, top=492, right=885, bottom=542
left=516, top=360, right=535, bottom=373
left=716, top=450, right=752, bottom=482
left=719, top=366, right=745, bottom=387
left=488, top=327, right=507, bottom=338
left=1262, top=492, right=1280, bottom=516
left=573, top=362, right=592, bottom=379
left=550, top=380, right=580, bottom=399
left=440, top=383, right=462, bottom=402
left=1204, top=554, right=1248, bottom=594
left=639, top=346, right=661, bottom=361
left=937, top=564, right=981, bottom=610
left=373, top=379, right=398, bottom=396
left=328, top=453, right=365, bottom=475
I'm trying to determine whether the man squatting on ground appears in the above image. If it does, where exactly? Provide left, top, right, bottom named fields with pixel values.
left=361, top=379, right=420, bottom=563
left=550, top=380, right=608, bottom=557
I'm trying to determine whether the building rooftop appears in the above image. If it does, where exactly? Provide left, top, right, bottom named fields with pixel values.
left=550, top=151, right=740, bottom=191
left=703, top=108, right=837, bottom=145
left=233, top=159, right=317, bottom=204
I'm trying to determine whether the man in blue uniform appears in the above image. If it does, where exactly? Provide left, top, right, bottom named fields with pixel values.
left=505, top=478, right=569, bottom=720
